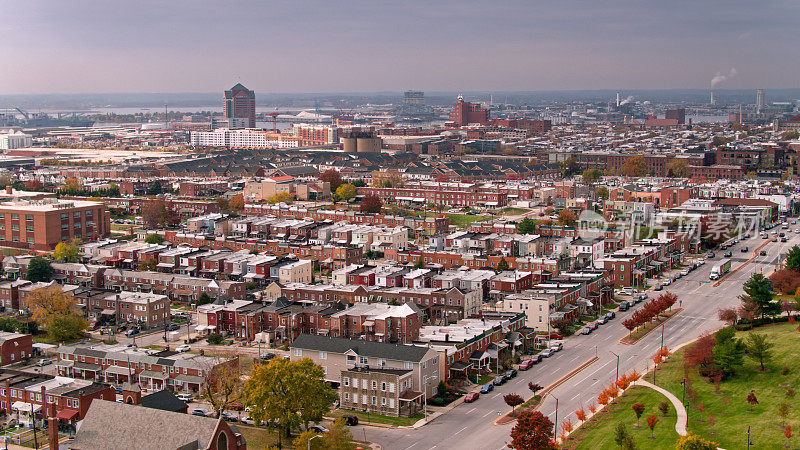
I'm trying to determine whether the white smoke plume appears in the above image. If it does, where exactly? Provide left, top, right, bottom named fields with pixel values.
left=619, top=95, right=634, bottom=106
left=711, top=68, right=738, bottom=88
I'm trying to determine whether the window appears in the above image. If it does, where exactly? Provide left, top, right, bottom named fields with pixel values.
left=371, top=396, right=377, bottom=405
left=381, top=397, right=387, bottom=406
left=371, top=381, right=377, bottom=390
left=10, top=214, right=18, bottom=220
left=381, top=382, right=386, bottom=391
left=293, top=348, right=302, bottom=357
left=343, top=377, right=349, bottom=387
left=359, top=356, right=368, bottom=364
left=318, top=351, right=327, bottom=360
left=25, top=215, right=32, bottom=221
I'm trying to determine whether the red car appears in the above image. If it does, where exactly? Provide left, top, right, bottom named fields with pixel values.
left=519, top=359, right=534, bottom=371
left=548, top=333, right=563, bottom=340
left=226, top=402, right=244, bottom=411
left=464, top=392, right=480, bottom=403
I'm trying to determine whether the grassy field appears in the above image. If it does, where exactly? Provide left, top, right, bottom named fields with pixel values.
left=500, top=207, right=531, bottom=216
left=639, top=321, right=800, bottom=450
left=564, top=385, right=679, bottom=449
left=329, top=408, right=424, bottom=427
left=446, top=213, right=491, bottom=228
left=237, top=425, right=280, bottom=448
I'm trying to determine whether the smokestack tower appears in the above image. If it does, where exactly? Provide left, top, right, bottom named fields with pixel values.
left=710, top=91, right=716, bottom=106
left=616, top=92, right=620, bottom=107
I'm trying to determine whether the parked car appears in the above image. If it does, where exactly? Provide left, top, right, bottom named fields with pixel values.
left=550, top=342, right=563, bottom=352
left=605, top=311, right=616, bottom=320
left=529, top=354, right=543, bottom=364
left=741, top=246, right=748, bottom=253
left=782, top=237, right=788, bottom=242
left=125, top=328, right=140, bottom=337
left=581, top=327, right=592, bottom=335
left=176, top=344, right=191, bottom=352
left=547, top=333, right=563, bottom=340
left=636, top=293, right=648, bottom=302
left=760, top=250, right=767, bottom=256
left=167, top=323, right=180, bottom=331
left=597, top=316, right=608, bottom=325
left=662, top=278, right=672, bottom=286
left=259, top=352, right=276, bottom=361
left=226, top=402, right=244, bottom=411
left=707, top=252, right=716, bottom=258
left=35, top=359, right=52, bottom=367
left=176, top=393, right=193, bottom=402
left=221, top=411, right=239, bottom=422
left=680, top=269, right=690, bottom=276
left=505, top=369, right=518, bottom=379
left=540, top=349, right=555, bottom=358
left=519, top=359, right=534, bottom=371
left=653, top=284, right=663, bottom=291
left=589, top=322, right=600, bottom=331
left=241, top=417, right=255, bottom=426
left=724, top=251, right=732, bottom=257
left=464, top=392, right=480, bottom=403
left=618, top=302, right=629, bottom=312
left=192, top=408, right=214, bottom=417
left=308, top=425, right=329, bottom=433
left=480, top=383, right=495, bottom=394
left=493, top=375, right=507, bottom=386
left=341, top=415, right=359, bottom=426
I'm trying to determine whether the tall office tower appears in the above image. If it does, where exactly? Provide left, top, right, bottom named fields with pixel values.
left=756, top=89, right=765, bottom=114
left=223, top=83, right=256, bottom=128
left=665, top=108, right=686, bottom=124
left=404, top=91, right=425, bottom=106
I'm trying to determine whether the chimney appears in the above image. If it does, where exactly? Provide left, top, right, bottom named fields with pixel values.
left=5, top=186, right=11, bottom=195
left=47, top=402, right=58, bottom=450
left=615, top=92, right=620, bottom=107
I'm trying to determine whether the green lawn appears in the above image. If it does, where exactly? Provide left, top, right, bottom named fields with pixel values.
left=446, top=213, right=491, bottom=228
left=565, top=386, right=679, bottom=449
left=641, top=321, right=800, bottom=450
left=237, top=425, right=281, bottom=448
left=500, top=207, right=531, bottom=216
left=329, top=408, right=424, bottom=427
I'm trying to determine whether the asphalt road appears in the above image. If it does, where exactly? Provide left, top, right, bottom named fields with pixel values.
left=360, top=230, right=800, bottom=450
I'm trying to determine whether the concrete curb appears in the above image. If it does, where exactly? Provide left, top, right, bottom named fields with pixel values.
left=638, top=380, right=688, bottom=436
left=619, top=308, right=684, bottom=346
left=494, top=356, right=599, bottom=426
left=410, top=397, right=465, bottom=429
left=713, top=238, right=770, bottom=287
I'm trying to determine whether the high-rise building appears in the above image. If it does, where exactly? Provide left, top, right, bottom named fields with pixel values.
left=223, top=83, right=256, bottom=128
left=665, top=108, right=686, bottom=124
left=756, top=89, right=766, bottom=114
left=404, top=91, right=425, bottom=106
left=448, top=95, right=490, bottom=126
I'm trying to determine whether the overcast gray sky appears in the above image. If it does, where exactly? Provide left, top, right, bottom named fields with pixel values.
left=1, top=0, right=798, bottom=94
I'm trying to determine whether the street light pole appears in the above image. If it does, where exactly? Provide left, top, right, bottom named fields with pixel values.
left=308, top=434, right=323, bottom=450
left=553, top=396, right=559, bottom=437
left=610, top=352, right=619, bottom=381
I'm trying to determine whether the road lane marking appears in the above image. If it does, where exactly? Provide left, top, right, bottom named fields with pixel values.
left=467, top=407, right=476, bottom=414
left=482, top=410, right=494, bottom=418
left=454, top=426, right=468, bottom=435
left=402, top=444, right=417, bottom=450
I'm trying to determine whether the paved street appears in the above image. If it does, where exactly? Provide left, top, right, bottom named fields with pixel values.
left=359, top=231, right=799, bottom=450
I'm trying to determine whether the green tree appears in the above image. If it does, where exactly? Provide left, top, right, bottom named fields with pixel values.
left=559, top=157, right=579, bottom=177
left=144, top=234, right=163, bottom=244
left=666, top=159, right=689, bottom=178
left=201, top=359, right=244, bottom=416
left=614, top=422, right=636, bottom=449
left=619, top=155, right=648, bottom=177
left=745, top=333, right=774, bottom=370
left=516, top=218, right=537, bottom=235
left=786, top=246, right=800, bottom=271
left=26, top=286, right=87, bottom=341
left=146, top=180, right=163, bottom=196
left=244, top=358, right=337, bottom=448
left=596, top=186, right=609, bottom=200
left=496, top=258, right=510, bottom=272
left=675, top=432, right=719, bottom=450
left=335, top=183, right=357, bottom=202
left=196, top=292, right=212, bottom=306
left=413, top=256, right=424, bottom=269
left=52, top=238, right=82, bottom=262
left=582, top=168, right=603, bottom=184
left=741, top=273, right=780, bottom=319
left=25, top=257, right=53, bottom=282
left=292, top=418, right=354, bottom=450
left=713, top=337, right=745, bottom=375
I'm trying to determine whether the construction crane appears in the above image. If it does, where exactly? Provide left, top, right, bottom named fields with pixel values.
left=13, top=107, right=29, bottom=120
left=265, top=113, right=279, bottom=132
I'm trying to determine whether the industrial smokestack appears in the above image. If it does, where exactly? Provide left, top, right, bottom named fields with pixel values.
left=616, top=92, right=620, bottom=107
left=710, top=91, right=715, bottom=106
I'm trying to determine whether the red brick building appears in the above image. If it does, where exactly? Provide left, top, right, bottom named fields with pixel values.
left=223, top=83, right=256, bottom=128
left=448, top=95, right=489, bottom=126
left=0, top=332, right=32, bottom=366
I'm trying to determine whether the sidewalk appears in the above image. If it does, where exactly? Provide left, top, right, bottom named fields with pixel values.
left=638, top=380, right=687, bottom=436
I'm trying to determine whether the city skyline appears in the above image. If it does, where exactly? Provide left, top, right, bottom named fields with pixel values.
left=2, top=0, right=798, bottom=95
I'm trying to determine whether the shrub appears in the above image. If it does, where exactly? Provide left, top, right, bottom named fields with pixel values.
left=206, top=333, right=225, bottom=345
left=658, top=401, right=669, bottom=416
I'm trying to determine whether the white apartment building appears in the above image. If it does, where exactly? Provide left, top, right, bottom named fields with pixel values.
left=190, top=129, right=300, bottom=148
left=0, top=131, right=32, bottom=150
